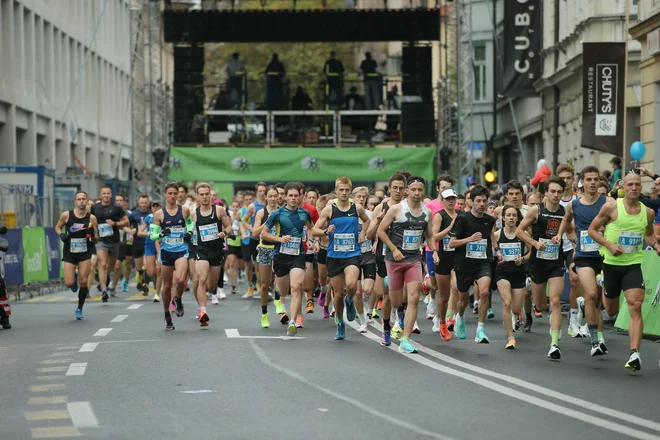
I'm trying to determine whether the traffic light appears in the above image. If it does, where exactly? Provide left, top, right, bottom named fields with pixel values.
left=484, top=162, right=496, bottom=184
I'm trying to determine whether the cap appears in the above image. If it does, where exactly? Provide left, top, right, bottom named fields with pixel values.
left=487, top=200, right=497, bottom=207
left=441, top=188, right=457, bottom=199
left=151, top=200, right=162, bottom=206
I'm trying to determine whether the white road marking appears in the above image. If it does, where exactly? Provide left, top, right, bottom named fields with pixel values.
left=180, top=390, right=216, bottom=394
left=224, top=328, right=304, bottom=340
left=127, top=304, right=143, bottom=310
left=93, top=328, right=112, bottom=337
left=110, top=315, right=128, bottom=323
left=66, top=363, right=87, bottom=376
left=67, top=401, right=99, bottom=428
left=225, top=329, right=241, bottom=338
left=79, top=343, right=99, bottom=353
left=98, top=339, right=161, bottom=344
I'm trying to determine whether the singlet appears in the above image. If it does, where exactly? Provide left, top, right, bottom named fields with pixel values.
left=250, top=201, right=265, bottom=241
left=437, top=209, right=456, bottom=256
left=129, top=209, right=150, bottom=245
left=196, top=206, right=224, bottom=256
left=259, top=206, right=279, bottom=249
left=359, top=210, right=375, bottom=265
left=327, top=201, right=361, bottom=259
left=530, top=203, right=565, bottom=267
left=375, top=202, right=390, bottom=259
left=227, top=212, right=242, bottom=247
left=160, top=205, right=188, bottom=253
left=385, top=199, right=430, bottom=263
left=424, top=199, right=444, bottom=251
left=497, top=229, right=525, bottom=273
left=240, top=206, right=252, bottom=245
left=144, top=213, right=156, bottom=249
left=559, top=195, right=576, bottom=252
left=65, top=210, right=91, bottom=256
left=573, top=194, right=607, bottom=258
left=264, top=206, right=313, bottom=256
left=602, top=198, right=648, bottom=266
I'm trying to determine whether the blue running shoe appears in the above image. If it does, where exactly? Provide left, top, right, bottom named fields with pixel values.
left=75, top=308, right=84, bottom=320
left=384, top=276, right=389, bottom=289
left=345, top=296, right=357, bottom=322
left=71, top=271, right=79, bottom=293
left=475, top=328, right=489, bottom=343
left=122, top=279, right=129, bottom=292
left=398, top=338, right=418, bottom=353
left=455, top=318, right=467, bottom=339
left=487, top=308, right=495, bottom=319
left=335, top=323, right=345, bottom=340
left=380, top=330, right=391, bottom=346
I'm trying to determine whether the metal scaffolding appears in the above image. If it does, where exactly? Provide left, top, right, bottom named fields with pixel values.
left=437, top=1, right=458, bottom=179
left=130, top=0, right=147, bottom=197
left=456, top=0, right=475, bottom=189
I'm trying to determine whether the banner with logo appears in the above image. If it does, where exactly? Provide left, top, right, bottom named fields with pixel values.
left=614, top=252, right=660, bottom=337
left=22, top=227, right=48, bottom=283
left=168, top=147, right=436, bottom=183
left=1, top=228, right=24, bottom=286
left=44, top=228, right=61, bottom=282
left=581, top=42, right=626, bottom=155
left=501, top=0, right=542, bottom=97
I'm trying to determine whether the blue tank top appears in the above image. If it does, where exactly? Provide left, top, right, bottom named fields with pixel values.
left=573, top=194, right=606, bottom=258
left=161, top=205, right=188, bottom=253
left=327, top=201, right=361, bottom=259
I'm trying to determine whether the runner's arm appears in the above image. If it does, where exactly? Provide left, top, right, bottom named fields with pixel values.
left=556, top=202, right=574, bottom=239
left=241, top=204, right=256, bottom=232
left=357, top=205, right=371, bottom=242
left=644, top=208, right=660, bottom=253
left=587, top=202, right=615, bottom=249
left=116, top=213, right=129, bottom=228
left=251, top=209, right=266, bottom=237
left=424, top=217, right=436, bottom=252
left=376, top=204, right=400, bottom=252
left=311, top=205, right=332, bottom=238
left=515, top=205, right=539, bottom=248
left=260, top=211, right=283, bottom=243
left=54, top=211, right=69, bottom=235
left=90, top=215, right=99, bottom=241
left=137, top=221, right=149, bottom=238
left=365, top=204, right=382, bottom=241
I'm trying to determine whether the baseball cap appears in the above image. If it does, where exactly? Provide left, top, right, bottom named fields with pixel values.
left=441, top=188, right=457, bottom=199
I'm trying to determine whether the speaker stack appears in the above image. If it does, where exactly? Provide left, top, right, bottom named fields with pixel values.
left=173, top=46, right=204, bottom=143
left=401, top=45, right=434, bottom=143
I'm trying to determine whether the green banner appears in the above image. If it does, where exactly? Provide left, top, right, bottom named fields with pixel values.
left=168, top=147, right=436, bottom=183
left=614, top=251, right=660, bottom=337
left=22, top=227, right=49, bottom=283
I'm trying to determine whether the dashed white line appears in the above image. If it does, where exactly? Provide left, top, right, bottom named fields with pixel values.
left=79, top=343, right=99, bottom=353
left=67, top=401, right=99, bottom=428
left=225, top=329, right=241, bottom=338
left=127, top=304, right=143, bottom=310
left=93, top=328, right=113, bottom=337
left=110, top=315, right=128, bottom=323
left=66, top=363, right=87, bottom=376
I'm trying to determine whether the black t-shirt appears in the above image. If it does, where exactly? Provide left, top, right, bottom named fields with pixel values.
left=91, top=203, right=125, bottom=245
left=449, top=211, right=495, bottom=271
left=360, top=58, right=377, bottom=76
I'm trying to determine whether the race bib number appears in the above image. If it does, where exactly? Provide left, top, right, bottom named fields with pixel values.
left=500, top=242, right=520, bottom=262
left=280, top=237, right=301, bottom=256
left=466, top=239, right=487, bottom=259
left=618, top=231, right=642, bottom=254
left=98, top=223, right=113, bottom=238
left=334, top=233, right=356, bottom=252
left=537, top=238, right=559, bottom=260
left=70, top=238, right=87, bottom=254
left=579, top=230, right=601, bottom=253
left=402, top=229, right=423, bottom=251
left=198, top=223, right=219, bottom=242
left=163, top=226, right=185, bottom=245
left=442, top=236, right=454, bottom=252
left=361, top=239, right=373, bottom=254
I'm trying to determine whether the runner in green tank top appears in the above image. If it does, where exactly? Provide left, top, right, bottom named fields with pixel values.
left=588, top=172, right=660, bottom=372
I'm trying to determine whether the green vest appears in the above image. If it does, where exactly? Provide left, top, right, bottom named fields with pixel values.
left=601, top=198, right=647, bottom=266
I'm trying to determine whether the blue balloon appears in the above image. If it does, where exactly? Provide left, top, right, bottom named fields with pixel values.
left=630, top=141, right=646, bottom=161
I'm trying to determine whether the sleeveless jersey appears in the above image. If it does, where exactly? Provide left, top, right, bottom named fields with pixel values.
left=385, top=199, right=430, bottom=263
left=251, top=201, right=265, bottom=241
left=602, top=198, right=647, bottom=266
left=375, top=202, right=390, bottom=259
left=65, top=210, right=91, bottom=256
left=359, top=210, right=375, bottom=265
left=573, top=195, right=606, bottom=258
left=530, top=203, right=565, bottom=267
left=497, top=229, right=525, bottom=273
left=161, top=205, right=188, bottom=253
left=327, top=201, right=360, bottom=259
left=259, top=206, right=279, bottom=249
left=195, top=206, right=224, bottom=255
left=437, top=210, right=456, bottom=256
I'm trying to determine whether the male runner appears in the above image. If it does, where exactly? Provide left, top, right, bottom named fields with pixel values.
left=312, top=177, right=371, bottom=340
left=261, top=183, right=315, bottom=336
left=239, top=190, right=258, bottom=298
left=113, top=194, right=131, bottom=294
left=150, top=182, right=194, bottom=330
left=516, top=177, right=566, bottom=360
left=298, top=182, right=320, bottom=321
left=588, top=172, right=660, bottom=371
left=352, top=186, right=375, bottom=333
left=129, top=194, right=151, bottom=295
left=378, top=176, right=436, bottom=353
left=241, top=182, right=267, bottom=298
left=55, top=191, right=98, bottom=320
left=91, top=186, right=128, bottom=302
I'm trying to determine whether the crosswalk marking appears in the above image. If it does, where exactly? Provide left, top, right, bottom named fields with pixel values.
left=28, top=396, right=68, bottom=405
left=30, top=426, right=80, bottom=438
left=24, top=410, right=71, bottom=421
left=37, top=367, right=68, bottom=373
left=30, top=384, right=66, bottom=392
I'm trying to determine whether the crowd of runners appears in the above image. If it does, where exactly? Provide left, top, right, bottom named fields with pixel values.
left=55, top=164, right=660, bottom=372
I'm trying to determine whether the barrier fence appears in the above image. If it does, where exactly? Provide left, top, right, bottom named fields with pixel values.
left=0, top=185, right=72, bottom=229
left=0, top=227, right=63, bottom=288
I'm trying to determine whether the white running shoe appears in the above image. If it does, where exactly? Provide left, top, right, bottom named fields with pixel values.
left=426, top=297, right=437, bottom=319
left=576, top=296, right=586, bottom=326
left=413, top=320, right=421, bottom=334
left=579, top=323, right=590, bottom=338
left=568, top=320, right=582, bottom=338
left=211, top=294, right=219, bottom=305
left=357, top=322, right=368, bottom=333
left=217, top=287, right=227, bottom=300
left=432, top=316, right=440, bottom=333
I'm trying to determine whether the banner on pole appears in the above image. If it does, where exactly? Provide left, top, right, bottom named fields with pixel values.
left=44, top=228, right=61, bottom=282
left=614, top=251, right=660, bottom=337
left=581, top=42, right=626, bottom=155
left=501, top=0, right=542, bottom=97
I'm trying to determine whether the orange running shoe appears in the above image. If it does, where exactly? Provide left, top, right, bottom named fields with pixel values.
left=305, top=299, right=315, bottom=314
left=506, top=337, right=516, bottom=349
left=377, top=299, right=383, bottom=310
left=439, top=323, right=451, bottom=341
left=295, top=316, right=304, bottom=328
left=199, top=312, right=210, bottom=327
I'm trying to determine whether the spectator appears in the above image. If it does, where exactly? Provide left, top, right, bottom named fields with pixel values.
left=226, top=53, right=246, bottom=108
left=323, top=51, right=344, bottom=107
left=360, top=52, right=380, bottom=109
left=344, top=87, right=364, bottom=110
left=292, top=86, right=312, bottom=111
left=530, top=159, right=552, bottom=189
left=387, top=85, right=400, bottom=110
left=610, top=156, right=622, bottom=189
left=636, top=167, right=660, bottom=214
left=265, top=53, right=285, bottom=110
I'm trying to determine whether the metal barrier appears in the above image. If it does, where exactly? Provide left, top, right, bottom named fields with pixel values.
left=0, top=185, right=71, bottom=229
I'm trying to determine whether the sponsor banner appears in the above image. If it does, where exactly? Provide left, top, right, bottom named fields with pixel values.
left=1, top=228, right=24, bottom=286
left=614, top=252, right=660, bottom=337
left=22, top=227, right=48, bottom=283
left=44, top=228, right=61, bottom=281
left=501, top=0, right=542, bottom=97
left=581, top=42, right=626, bottom=154
left=168, top=147, right=436, bottom=183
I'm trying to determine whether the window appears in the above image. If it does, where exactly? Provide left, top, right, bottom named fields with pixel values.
left=473, top=43, right=488, bottom=102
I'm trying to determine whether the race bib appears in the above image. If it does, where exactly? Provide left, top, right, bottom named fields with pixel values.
left=163, top=226, right=185, bottom=245
left=402, top=229, right=423, bottom=251
left=280, top=237, right=301, bottom=256
left=466, top=239, right=487, bottom=259
left=442, top=236, right=454, bottom=252
left=98, top=223, right=113, bottom=238
left=618, top=231, right=642, bottom=254
left=70, top=238, right=87, bottom=254
left=361, top=239, right=373, bottom=254
left=500, top=242, right=520, bottom=262
left=537, top=238, right=559, bottom=260
left=334, top=233, right=356, bottom=252
left=191, top=229, right=198, bottom=246
left=579, top=230, right=601, bottom=253
left=198, top=223, right=219, bottom=242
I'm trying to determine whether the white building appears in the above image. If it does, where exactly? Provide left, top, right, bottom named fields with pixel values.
left=0, top=0, right=133, bottom=179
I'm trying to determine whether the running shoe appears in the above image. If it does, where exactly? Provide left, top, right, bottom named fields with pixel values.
left=217, top=288, right=227, bottom=300
left=175, top=297, right=184, bottom=317
left=334, top=323, right=345, bottom=340
left=432, top=316, right=439, bottom=333
left=579, top=323, right=590, bottom=338
left=231, top=286, right=238, bottom=295
left=446, top=317, right=455, bottom=332
left=122, top=279, right=129, bottom=292
left=439, top=323, right=451, bottom=341
left=71, top=271, right=79, bottom=293
left=599, top=340, right=608, bottom=354
left=357, top=322, right=368, bottom=333
left=412, top=321, right=421, bottom=334
left=322, top=307, right=330, bottom=319
left=199, top=312, right=209, bottom=327
left=377, top=299, right=382, bottom=310
left=392, top=322, right=403, bottom=340
left=371, top=307, right=380, bottom=319
left=398, top=338, right=418, bottom=354
left=169, top=300, right=177, bottom=313
left=472, top=301, right=478, bottom=314
left=487, top=308, right=495, bottom=319
left=547, top=344, right=561, bottom=360
left=153, top=293, right=160, bottom=303
left=533, top=306, right=543, bottom=318
left=211, top=294, right=219, bottom=305
left=625, top=351, right=641, bottom=372
left=287, top=320, right=297, bottom=336
left=345, top=296, right=357, bottom=322
left=576, top=296, right=586, bottom=326
left=261, top=313, right=270, bottom=329
left=102, top=290, right=109, bottom=303
left=425, top=298, right=436, bottom=319
left=514, top=314, right=523, bottom=331
left=568, top=321, right=582, bottom=338
left=455, top=318, right=467, bottom=339
left=305, top=299, right=315, bottom=314
left=475, top=328, right=489, bottom=344
left=380, top=330, right=391, bottom=346
left=590, top=342, right=604, bottom=357
left=295, top=316, right=304, bottom=328
left=318, top=291, right=326, bottom=307
left=505, top=337, right=516, bottom=350
left=196, top=310, right=201, bottom=320
left=75, top=308, right=84, bottom=320
left=397, top=311, right=405, bottom=329
left=279, top=313, right=289, bottom=325
left=164, top=314, right=175, bottom=331
left=421, top=274, right=430, bottom=295
left=274, top=299, right=285, bottom=315
left=109, top=288, right=117, bottom=298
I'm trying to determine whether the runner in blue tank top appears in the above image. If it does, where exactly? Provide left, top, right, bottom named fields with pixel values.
left=312, top=177, right=371, bottom=341
left=241, top=183, right=268, bottom=297
left=557, top=166, right=612, bottom=357
left=150, top=182, right=194, bottom=331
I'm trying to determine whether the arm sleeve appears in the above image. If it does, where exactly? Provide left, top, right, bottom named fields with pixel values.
left=149, top=224, right=161, bottom=241
left=185, top=215, right=194, bottom=233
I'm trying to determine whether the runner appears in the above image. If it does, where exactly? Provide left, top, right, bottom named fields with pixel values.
left=312, top=177, right=371, bottom=340
left=449, top=185, right=500, bottom=343
left=295, top=182, right=320, bottom=327
left=91, top=187, right=129, bottom=302
left=239, top=190, right=258, bottom=298
left=149, top=182, right=193, bottom=331
left=241, top=182, right=267, bottom=299
left=516, top=177, right=566, bottom=360
left=55, top=191, right=98, bottom=320
left=226, top=200, right=243, bottom=295
left=352, top=186, right=375, bottom=333
left=587, top=172, right=660, bottom=371
left=137, top=201, right=162, bottom=302
left=315, top=194, right=332, bottom=319
left=378, top=176, right=436, bottom=353
left=261, top=182, right=315, bottom=337
left=128, top=194, right=152, bottom=296
left=112, top=194, right=130, bottom=294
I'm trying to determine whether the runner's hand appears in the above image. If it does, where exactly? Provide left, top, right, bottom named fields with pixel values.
left=468, top=232, right=482, bottom=242
left=432, top=251, right=440, bottom=265
left=515, top=256, right=523, bottom=266
left=183, top=232, right=192, bottom=243
left=106, top=219, right=115, bottom=226
left=326, top=225, right=335, bottom=235
left=281, top=235, right=292, bottom=244
left=160, top=229, right=171, bottom=238
left=358, top=232, right=365, bottom=244
left=607, top=243, right=624, bottom=256
left=551, top=236, right=561, bottom=244
left=534, top=240, right=546, bottom=251
left=392, top=248, right=404, bottom=261
left=314, top=241, right=320, bottom=253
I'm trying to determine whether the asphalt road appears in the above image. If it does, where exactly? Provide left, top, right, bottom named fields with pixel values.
left=1, top=281, right=660, bottom=440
